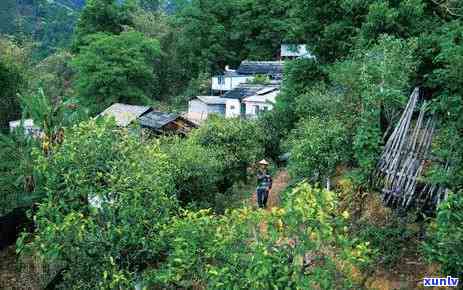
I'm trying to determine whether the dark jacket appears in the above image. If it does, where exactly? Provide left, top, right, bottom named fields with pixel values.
left=257, top=171, right=272, bottom=190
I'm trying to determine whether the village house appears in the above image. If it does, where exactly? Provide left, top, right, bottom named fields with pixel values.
left=185, top=96, right=240, bottom=123
left=191, top=44, right=310, bottom=122
left=187, top=84, right=280, bottom=121
left=100, top=103, right=197, bottom=136
left=211, top=60, right=284, bottom=94
left=9, top=119, right=42, bottom=138
left=280, top=44, right=315, bottom=60
left=242, top=87, right=280, bottom=118
left=211, top=67, right=254, bottom=93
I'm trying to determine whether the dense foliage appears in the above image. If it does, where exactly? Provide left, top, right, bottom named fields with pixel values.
left=284, top=117, right=348, bottom=183
left=423, top=192, right=463, bottom=278
left=144, top=183, right=371, bottom=289
left=0, top=0, right=81, bottom=58
left=160, top=136, right=223, bottom=208
left=1, top=0, right=463, bottom=287
left=19, top=119, right=179, bottom=289
left=0, top=132, right=39, bottom=216
left=0, top=39, right=28, bottom=131
left=190, top=117, right=265, bottom=191
left=72, top=31, right=161, bottom=112
left=73, top=0, right=134, bottom=50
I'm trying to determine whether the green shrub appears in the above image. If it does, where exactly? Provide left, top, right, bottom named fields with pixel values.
left=144, top=183, right=372, bottom=289
left=357, top=218, right=418, bottom=268
left=190, top=116, right=265, bottom=190
left=422, top=192, right=463, bottom=278
left=284, top=117, right=348, bottom=182
left=161, top=136, right=223, bottom=208
left=19, top=118, right=178, bottom=289
left=0, top=131, right=39, bottom=215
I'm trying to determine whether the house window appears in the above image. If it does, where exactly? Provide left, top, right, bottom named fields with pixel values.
left=263, top=106, right=268, bottom=112
left=230, top=105, right=235, bottom=110
left=218, top=75, right=225, bottom=85
left=255, top=105, right=260, bottom=115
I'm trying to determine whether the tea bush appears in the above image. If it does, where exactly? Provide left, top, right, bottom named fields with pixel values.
left=284, top=117, right=348, bottom=182
left=144, top=183, right=372, bottom=289
left=19, top=118, right=178, bottom=289
left=422, top=192, right=463, bottom=278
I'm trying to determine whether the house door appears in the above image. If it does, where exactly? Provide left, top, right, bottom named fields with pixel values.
left=240, top=103, right=246, bottom=117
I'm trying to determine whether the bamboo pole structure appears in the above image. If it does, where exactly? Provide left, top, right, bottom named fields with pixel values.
left=375, top=88, right=446, bottom=210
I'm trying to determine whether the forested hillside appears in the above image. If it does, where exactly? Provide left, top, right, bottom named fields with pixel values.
left=0, top=0, right=462, bottom=289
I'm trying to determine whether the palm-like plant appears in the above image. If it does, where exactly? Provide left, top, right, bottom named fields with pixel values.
left=20, top=88, right=87, bottom=155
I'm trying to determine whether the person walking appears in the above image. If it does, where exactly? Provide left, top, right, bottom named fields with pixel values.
left=256, top=159, right=272, bottom=209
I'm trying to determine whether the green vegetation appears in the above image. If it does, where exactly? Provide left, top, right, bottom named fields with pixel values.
left=423, top=192, right=463, bottom=277
left=0, top=0, right=462, bottom=288
left=72, top=31, right=161, bottom=112
left=0, top=39, right=28, bottom=131
left=284, top=117, right=348, bottom=182
left=144, top=184, right=371, bottom=289
left=19, top=119, right=178, bottom=289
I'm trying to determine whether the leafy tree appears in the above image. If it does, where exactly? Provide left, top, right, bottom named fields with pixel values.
left=20, top=88, right=86, bottom=150
left=329, top=35, right=418, bottom=180
left=34, top=3, right=80, bottom=58
left=73, top=0, right=135, bottom=50
left=190, top=116, right=265, bottom=191
left=284, top=117, right=348, bottom=182
left=0, top=86, right=84, bottom=215
left=161, top=136, right=223, bottom=208
left=233, top=0, right=292, bottom=60
left=0, top=38, right=28, bottom=132
left=162, top=0, right=293, bottom=96
left=424, top=21, right=463, bottom=192
left=294, top=83, right=343, bottom=122
left=19, top=118, right=178, bottom=289
left=29, top=50, right=75, bottom=102
left=72, top=31, right=161, bottom=113
left=262, top=58, right=327, bottom=159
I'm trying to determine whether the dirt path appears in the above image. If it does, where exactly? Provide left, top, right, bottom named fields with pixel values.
left=250, top=170, right=290, bottom=209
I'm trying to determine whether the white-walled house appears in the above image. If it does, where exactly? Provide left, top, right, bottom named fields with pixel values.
left=280, top=44, right=315, bottom=59
left=9, top=119, right=42, bottom=138
left=211, top=71, right=254, bottom=92
left=187, top=96, right=241, bottom=122
left=211, top=61, right=284, bottom=94
left=243, top=87, right=279, bottom=118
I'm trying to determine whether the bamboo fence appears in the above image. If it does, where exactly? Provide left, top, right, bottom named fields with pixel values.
left=375, top=88, right=447, bottom=210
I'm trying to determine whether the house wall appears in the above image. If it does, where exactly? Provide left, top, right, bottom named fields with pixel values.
left=207, top=104, right=226, bottom=115
left=189, top=99, right=208, bottom=115
left=225, top=99, right=241, bottom=118
left=244, top=101, right=274, bottom=118
left=188, top=98, right=240, bottom=120
left=281, top=44, right=308, bottom=57
left=211, top=75, right=254, bottom=91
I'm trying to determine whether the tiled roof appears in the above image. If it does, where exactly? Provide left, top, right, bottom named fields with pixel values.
left=243, top=90, right=280, bottom=103
left=236, top=61, right=284, bottom=78
left=139, top=111, right=179, bottom=129
left=222, top=84, right=279, bottom=100
left=100, top=103, right=151, bottom=127
left=196, top=96, right=230, bottom=105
